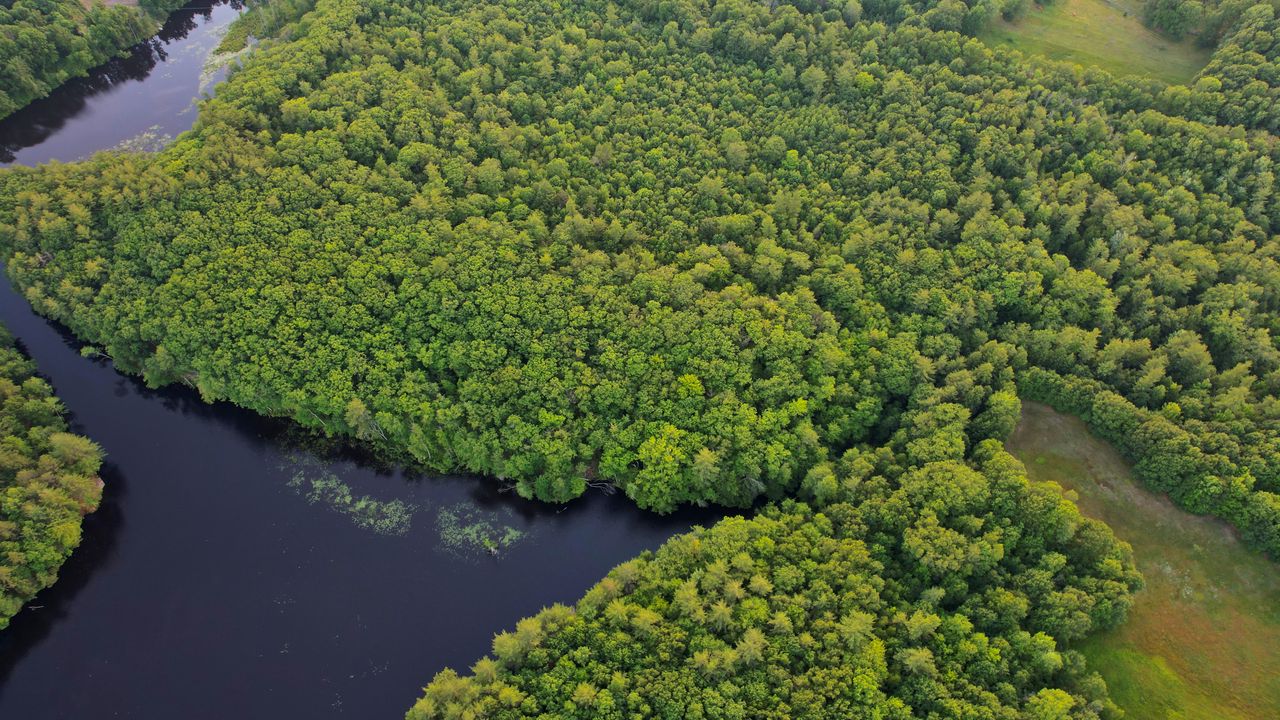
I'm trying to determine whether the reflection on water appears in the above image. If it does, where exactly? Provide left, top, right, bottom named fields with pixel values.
left=0, top=0, right=243, bottom=166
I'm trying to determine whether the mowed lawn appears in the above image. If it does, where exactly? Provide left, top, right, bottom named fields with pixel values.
left=979, top=0, right=1213, bottom=84
left=1007, top=403, right=1280, bottom=720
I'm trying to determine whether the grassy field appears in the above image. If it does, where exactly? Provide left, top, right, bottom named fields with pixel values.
left=979, top=0, right=1213, bottom=84
left=1007, top=402, right=1280, bottom=720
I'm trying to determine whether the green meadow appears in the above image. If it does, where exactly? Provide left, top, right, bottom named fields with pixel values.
left=1008, top=402, right=1280, bottom=720
left=979, top=0, right=1213, bottom=84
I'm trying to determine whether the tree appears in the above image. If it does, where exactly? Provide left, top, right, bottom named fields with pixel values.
left=800, top=65, right=828, bottom=99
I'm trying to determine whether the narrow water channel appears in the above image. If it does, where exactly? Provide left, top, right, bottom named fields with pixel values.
left=0, top=5, right=720, bottom=718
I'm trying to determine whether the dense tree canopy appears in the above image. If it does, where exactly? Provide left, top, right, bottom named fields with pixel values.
left=1, top=0, right=1278, bottom=558
left=1160, top=3, right=1280, bottom=132
left=1141, top=0, right=1279, bottom=43
left=0, top=325, right=102, bottom=630
left=408, top=444, right=1141, bottom=719
left=2, top=0, right=1278, bottom=713
left=0, top=0, right=187, bottom=119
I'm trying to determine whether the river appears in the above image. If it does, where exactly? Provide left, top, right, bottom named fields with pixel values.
left=0, top=4, right=718, bottom=718
left=0, top=1, right=243, bottom=166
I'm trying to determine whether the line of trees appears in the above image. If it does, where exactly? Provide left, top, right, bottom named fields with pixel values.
left=1020, top=368, right=1280, bottom=555
left=1142, top=0, right=1280, bottom=43
left=1158, top=3, right=1280, bottom=131
left=0, top=325, right=103, bottom=630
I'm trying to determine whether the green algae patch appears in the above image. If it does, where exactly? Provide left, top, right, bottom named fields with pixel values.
left=435, top=503, right=527, bottom=560
left=287, top=468, right=416, bottom=536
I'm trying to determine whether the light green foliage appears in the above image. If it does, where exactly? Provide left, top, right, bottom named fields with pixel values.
left=408, top=448, right=1140, bottom=718
left=0, top=326, right=103, bottom=629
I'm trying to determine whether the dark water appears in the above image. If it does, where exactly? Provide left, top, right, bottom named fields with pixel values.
left=0, top=7, right=721, bottom=718
left=0, top=1, right=243, bottom=166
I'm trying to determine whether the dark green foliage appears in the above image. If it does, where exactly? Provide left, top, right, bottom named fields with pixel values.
left=1141, top=0, right=1277, bottom=45
left=0, top=325, right=103, bottom=629
left=1, top=0, right=1277, bottom=548
left=1143, top=0, right=1207, bottom=39
left=0, top=0, right=187, bottom=119
left=408, top=448, right=1140, bottom=719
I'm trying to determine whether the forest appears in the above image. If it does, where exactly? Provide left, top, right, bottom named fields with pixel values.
left=1157, top=2, right=1280, bottom=131
left=0, top=0, right=1278, bottom=714
left=0, top=0, right=188, bottom=119
left=3, top=0, right=1278, bottom=545
left=0, top=326, right=102, bottom=630
left=1141, top=0, right=1279, bottom=42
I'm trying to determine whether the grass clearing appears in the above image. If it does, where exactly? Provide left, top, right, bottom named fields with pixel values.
left=1007, top=402, right=1280, bottom=720
left=979, top=0, right=1213, bottom=84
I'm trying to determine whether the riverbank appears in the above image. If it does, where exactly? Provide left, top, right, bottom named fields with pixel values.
left=0, top=0, right=192, bottom=121
left=0, top=273, right=715, bottom=719
left=1007, top=402, right=1280, bottom=720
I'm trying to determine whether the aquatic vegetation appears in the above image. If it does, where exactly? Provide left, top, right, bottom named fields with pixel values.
left=110, top=127, right=173, bottom=155
left=435, top=503, right=527, bottom=559
left=288, top=469, right=416, bottom=536
left=198, top=37, right=254, bottom=99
